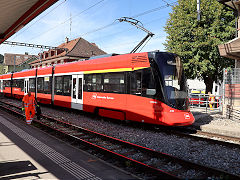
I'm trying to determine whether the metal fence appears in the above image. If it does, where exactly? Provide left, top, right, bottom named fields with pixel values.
left=224, top=68, right=240, bottom=84
left=189, top=93, right=222, bottom=112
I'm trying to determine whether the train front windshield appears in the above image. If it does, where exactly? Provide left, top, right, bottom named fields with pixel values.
left=155, top=53, right=189, bottom=110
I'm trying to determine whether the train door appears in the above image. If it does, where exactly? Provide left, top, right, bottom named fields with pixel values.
left=24, top=78, right=29, bottom=95
left=71, top=74, right=83, bottom=110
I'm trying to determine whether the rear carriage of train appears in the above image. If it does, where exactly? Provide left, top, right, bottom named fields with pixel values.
left=1, top=73, right=12, bottom=97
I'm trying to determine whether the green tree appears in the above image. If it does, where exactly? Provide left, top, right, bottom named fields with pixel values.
left=164, top=0, right=235, bottom=93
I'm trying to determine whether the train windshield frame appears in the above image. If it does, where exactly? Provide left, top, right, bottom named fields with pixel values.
left=153, top=52, right=189, bottom=110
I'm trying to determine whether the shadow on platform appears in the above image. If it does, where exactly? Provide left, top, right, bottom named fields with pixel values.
left=0, top=160, right=37, bottom=177
left=191, top=109, right=222, bottom=128
left=1, top=172, right=48, bottom=180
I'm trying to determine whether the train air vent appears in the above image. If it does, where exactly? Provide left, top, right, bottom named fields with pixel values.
left=131, top=55, right=147, bottom=63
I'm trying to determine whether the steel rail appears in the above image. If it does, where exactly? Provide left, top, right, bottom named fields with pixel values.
left=0, top=100, right=239, bottom=179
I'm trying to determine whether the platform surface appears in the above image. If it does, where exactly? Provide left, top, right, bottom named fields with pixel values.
left=0, top=110, right=138, bottom=180
left=192, top=109, right=240, bottom=138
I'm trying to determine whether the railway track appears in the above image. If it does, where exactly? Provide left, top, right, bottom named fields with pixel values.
left=0, top=100, right=239, bottom=179
left=156, top=125, right=240, bottom=149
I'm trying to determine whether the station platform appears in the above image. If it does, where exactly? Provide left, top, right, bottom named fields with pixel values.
left=0, top=110, right=138, bottom=180
left=192, top=109, right=240, bottom=139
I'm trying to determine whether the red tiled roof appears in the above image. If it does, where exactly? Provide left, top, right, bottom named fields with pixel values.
left=66, top=38, right=106, bottom=57
left=4, top=53, right=34, bottom=65
left=29, top=37, right=106, bottom=65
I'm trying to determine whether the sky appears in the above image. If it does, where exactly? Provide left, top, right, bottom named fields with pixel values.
left=0, top=0, right=177, bottom=56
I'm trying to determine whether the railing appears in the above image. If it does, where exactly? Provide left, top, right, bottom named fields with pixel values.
left=189, top=93, right=222, bottom=112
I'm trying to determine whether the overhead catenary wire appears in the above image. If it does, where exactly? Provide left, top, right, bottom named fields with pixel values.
left=28, top=1, right=176, bottom=43
left=12, top=0, right=67, bottom=40
left=26, top=0, right=105, bottom=42
left=101, top=34, right=166, bottom=50
left=85, top=15, right=169, bottom=42
left=3, top=1, right=175, bottom=54
left=161, top=0, right=172, bottom=7
left=72, top=1, right=177, bottom=39
left=132, top=1, right=176, bottom=18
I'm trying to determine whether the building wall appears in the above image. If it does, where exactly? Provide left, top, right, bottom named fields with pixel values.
left=236, top=60, right=240, bottom=68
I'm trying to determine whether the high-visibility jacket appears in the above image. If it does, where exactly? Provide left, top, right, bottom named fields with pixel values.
left=209, top=95, right=215, bottom=104
left=22, top=94, right=36, bottom=109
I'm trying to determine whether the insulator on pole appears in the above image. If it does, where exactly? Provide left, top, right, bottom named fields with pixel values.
left=197, top=0, right=201, bottom=21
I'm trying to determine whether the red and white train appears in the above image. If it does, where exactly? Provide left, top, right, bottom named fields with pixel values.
left=0, top=51, right=194, bottom=126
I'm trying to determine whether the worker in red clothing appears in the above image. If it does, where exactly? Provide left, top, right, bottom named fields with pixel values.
left=22, top=91, right=37, bottom=124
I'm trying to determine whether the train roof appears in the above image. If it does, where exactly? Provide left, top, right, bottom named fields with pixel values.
left=1, top=52, right=152, bottom=78
left=1, top=73, right=12, bottom=79
left=13, top=69, right=36, bottom=78
left=88, top=53, right=119, bottom=60
left=54, top=52, right=150, bottom=74
left=37, top=66, right=52, bottom=76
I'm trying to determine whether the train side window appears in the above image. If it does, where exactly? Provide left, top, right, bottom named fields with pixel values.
left=29, top=78, right=35, bottom=92
left=55, top=76, right=63, bottom=95
left=37, top=77, right=44, bottom=93
left=130, top=70, right=142, bottom=96
left=3, top=80, right=11, bottom=88
left=92, top=74, right=102, bottom=91
left=13, top=79, right=24, bottom=91
left=103, top=72, right=125, bottom=93
left=19, top=79, right=24, bottom=91
left=84, top=74, right=93, bottom=91
left=13, top=79, right=23, bottom=89
left=12, top=79, right=17, bottom=87
left=3, top=81, right=5, bottom=89
left=63, top=75, right=71, bottom=96
left=44, top=76, right=52, bottom=94
left=142, top=68, right=156, bottom=98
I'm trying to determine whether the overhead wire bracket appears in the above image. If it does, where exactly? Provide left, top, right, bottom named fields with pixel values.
left=2, top=41, right=68, bottom=51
